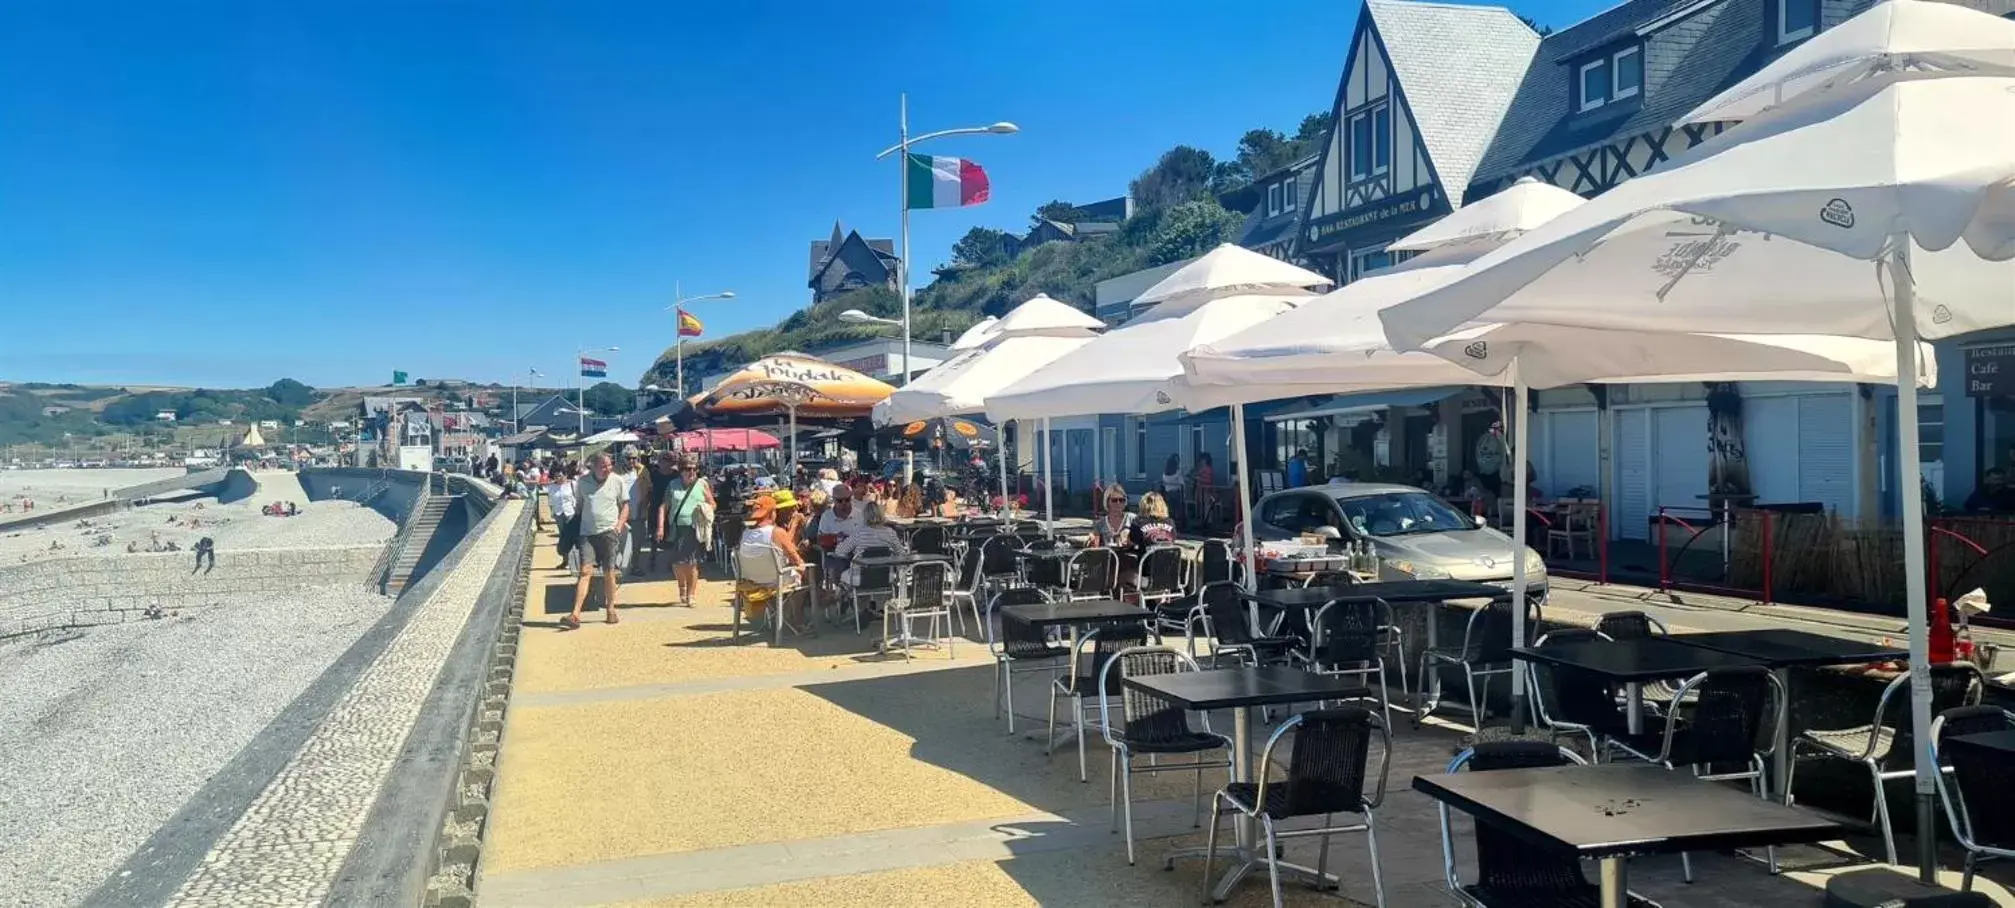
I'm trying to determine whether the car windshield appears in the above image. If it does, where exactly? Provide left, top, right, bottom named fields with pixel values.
left=1337, top=492, right=1474, bottom=538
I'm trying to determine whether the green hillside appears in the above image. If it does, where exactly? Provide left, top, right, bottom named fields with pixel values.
left=645, top=113, right=1331, bottom=387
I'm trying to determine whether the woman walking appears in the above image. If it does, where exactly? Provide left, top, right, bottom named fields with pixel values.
left=657, top=454, right=715, bottom=607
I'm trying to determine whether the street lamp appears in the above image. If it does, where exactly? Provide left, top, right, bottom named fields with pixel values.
left=575, top=345, right=619, bottom=435
left=665, top=284, right=735, bottom=395
left=873, top=100, right=1016, bottom=486
left=838, top=309, right=902, bottom=327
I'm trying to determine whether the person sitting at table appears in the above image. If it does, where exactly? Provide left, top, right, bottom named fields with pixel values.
left=772, top=489, right=808, bottom=561
left=836, top=501, right=907, bottom=619
left=736, top=494, right=805, bottom=628
left=1089, top=486, right=1133, bottom=548
left=933, top=486, right=962, bottom=518
left=816, top=483, right=864, bottom=595
left=896, top=472, right=925, bottom=519
left=1129, top=491, right=1178, bottom=551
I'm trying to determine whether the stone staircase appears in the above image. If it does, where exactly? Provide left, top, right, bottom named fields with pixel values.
left=386, top=496, right=453, bottom=595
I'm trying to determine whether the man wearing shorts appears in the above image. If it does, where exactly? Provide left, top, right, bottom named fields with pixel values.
left=565, top=452, right=629, bottom=628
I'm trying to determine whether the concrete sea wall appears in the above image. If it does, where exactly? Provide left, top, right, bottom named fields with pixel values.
left=0, top=545, right=384, bottom=640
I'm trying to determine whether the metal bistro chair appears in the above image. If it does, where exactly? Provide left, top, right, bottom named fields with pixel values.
left=1188, top=580, right=1298, bottom=667
left=1417, top=596, right=1541, bottom=728
left=1300, top=600, right=1398, bottom=728
left=1203, top=707, right=1392, bottom=908
left=1435, top=741, right=1658, bottom=908
left=883, top=559, right=953, bottom=660
left=1788, top=662, right=1983, bottom=865
left=1096, top=646, right=1235, bottom=865
left=1933, top=704, right=2015, bottom=891
left=946, top=542, right=988, bottom=639
left=846, top=545, right=898, bottom=635
left=1067, top=546, right=1120, bottom=603
left=1547, top=501, right=1599, bottom=561
left=1524, top=628, right=1628, bottom=757
left=732, top=536, right=803, bottom=645
left=978, top=532, right=1024, bottom=595
left=1130, top=544, right=1189, bottom=636
left=1591, top=611, right=1688, bottom=714
left=1022, top=537, right=1071, bottom=594
left=1303, top=576, right=1408, bottom=699
left=1049, top=623, right=1151, bottom=782
left=1607, top=666, right=1785, bottom=881
left=988, top=586, right=1062, bottom=733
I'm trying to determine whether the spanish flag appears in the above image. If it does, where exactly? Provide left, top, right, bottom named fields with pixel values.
left=677, top=308, right=704, bottom=338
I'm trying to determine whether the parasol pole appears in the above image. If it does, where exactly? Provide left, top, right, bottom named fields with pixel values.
left=1000, top=419, right=1011, bottom=516
left=1890, top=243, right=1938, bottom=883
left=1508, top=358, right=1530, bottom=732
left=1042, top=417, right=1054, bottom=537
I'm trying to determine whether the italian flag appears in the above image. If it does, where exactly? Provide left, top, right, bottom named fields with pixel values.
left=906, top=154, right=990, bottom=210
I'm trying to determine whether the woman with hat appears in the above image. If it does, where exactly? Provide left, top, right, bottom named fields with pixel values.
left=736, top=493, right=805, bottom=629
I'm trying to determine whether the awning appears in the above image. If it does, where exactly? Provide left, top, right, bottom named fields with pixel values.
left=1262, top=386, right=1461, bottom=423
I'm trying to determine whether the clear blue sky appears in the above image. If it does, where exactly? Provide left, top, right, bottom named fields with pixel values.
left=0, top=0, right=1603, bottom=390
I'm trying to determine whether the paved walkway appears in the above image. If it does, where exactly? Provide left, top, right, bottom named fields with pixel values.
left=481, top=529, right=2015, bottom=907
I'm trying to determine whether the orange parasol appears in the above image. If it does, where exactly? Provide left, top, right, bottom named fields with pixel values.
left=691, top=353, right=894, bottom=420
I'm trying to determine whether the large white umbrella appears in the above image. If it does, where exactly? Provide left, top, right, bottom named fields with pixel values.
left=1388, top=177, right=1589, bottom=253
left=1130, top=242, right=1331, bottom=308
left=1681, top=0, right=2015, bottom=126
left=949, top=316, right=1002, bottom=350
left=1381, top=76, right=2015, bottom=878
left=881, top=294, right=1105, bottom=517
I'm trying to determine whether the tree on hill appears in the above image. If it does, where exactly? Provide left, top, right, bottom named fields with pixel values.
left=1130, top=146, right=1218, bottom=212
left=581, top=381, right=634, bottom=415
left=1147, top=198, right=1246, bottom=266
left=951, top=227, right=1016, bottom=269
left=265, top=378, right=315, bottom=406
left=1031, top=199, right=1079, bottom=227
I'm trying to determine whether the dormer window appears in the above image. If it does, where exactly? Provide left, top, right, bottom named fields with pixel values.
left=1578, top=44, right=1643, bottom=111
left=1778, top=0, right=1818, bottom=43
left=1347, top=102, right=1391, bottom=182
left=1267, top=182, right=1283, bottom=216
left=1283, top=177, right=1298, bottom=212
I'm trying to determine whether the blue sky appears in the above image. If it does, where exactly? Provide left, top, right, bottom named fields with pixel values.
left=0, top=0, right=1606, bottom=390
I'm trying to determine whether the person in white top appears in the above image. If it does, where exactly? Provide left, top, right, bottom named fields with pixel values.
left=546, top=468, right=578, bottom=570
left=1159, top=454, right=1186, bottom=530
left=816, top=467, right=843, bottom=501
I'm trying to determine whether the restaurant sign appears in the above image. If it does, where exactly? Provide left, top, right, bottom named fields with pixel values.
left=1966, top=344, right=2015, bottom=397
left=1308, top=187, right=1442, bottom=245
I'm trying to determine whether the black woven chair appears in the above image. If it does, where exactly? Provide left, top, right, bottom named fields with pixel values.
left=1199, top=539, right=1236, bottom=587
left=988, top=586, right=1061, bottom=733
left=1022, top=538, right=1071, bottom=592
left=883, top=559, right=953, bottom=660
left=847, top=545, right=897, bottom=634
left=979, top=533, right=1025, bottom=592
left=1300, top=600, right=1397, bottom=727
left=1067, top=547, right=1119, bottom=602
left=1591, top=610, right=1686, bottom=712
left=1417, top=597, right=1541, bottom=728
left=1049, top=623, right=1152, bottom=782
left=1096, top=646, right=1234, bottom=864
left=909, top=524, right=948, bottom=556
left=1524, top=628, right=1627, bottom=756
left=1790, top=662, right=1983, bottom=865
left=1190, top=580, right=1297, bottom=667
left=1436, top=742, right=1660, bottom=908
left=1131, top=545, right=1189, bottom=636
left=1610, top=666, right=1785, bottom=881
left=1933, top=705, right=2015, bottom=891
left=1202, top=707, right=1392, bottom=908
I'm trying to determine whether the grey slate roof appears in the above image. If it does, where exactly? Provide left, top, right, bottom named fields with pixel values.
left=1366, top=0, right=1540, bottom=205
left=1469, top=0, right=1756, bottom=188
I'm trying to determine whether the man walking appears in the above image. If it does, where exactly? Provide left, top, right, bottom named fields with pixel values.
left=565, top=453, right=629, bottom=629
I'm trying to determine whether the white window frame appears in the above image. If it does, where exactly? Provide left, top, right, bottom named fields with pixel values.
left=1611, top=46, right=1642, bottom=100
left=1346, top=102, right=1390, bottom=182
left=1349, top=244, right=1395, bottom=281
left=1267, top=182, right=1283, bottom=216
left=1578, top=59, right=1609, bottom=111
left=1282, top=177, right=1298, bottom=212
left=1777, top=0, right=1816, bottom=44
left=1132, top=417, right=1147, bottom=478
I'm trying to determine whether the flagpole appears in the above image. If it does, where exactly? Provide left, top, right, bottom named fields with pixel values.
left=898, top=92, right=915, bottom=489
left=675, top=280, right=685, bottom=396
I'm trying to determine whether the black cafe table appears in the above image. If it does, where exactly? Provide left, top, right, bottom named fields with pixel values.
left=1125, top=665, right=1374, bottom=902
left=1246, top=580, right=1504, bottom=714
left=1513, top=637, right=1766, bottom=734
left=1416, top=763, right=1842, bottom=908
left=1943, top=729, right=2015, bottom=761
left=1672, top=628, right=1906, bottom=802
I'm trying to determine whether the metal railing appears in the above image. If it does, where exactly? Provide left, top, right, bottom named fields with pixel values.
left=367, top=477, right=435, bottom=594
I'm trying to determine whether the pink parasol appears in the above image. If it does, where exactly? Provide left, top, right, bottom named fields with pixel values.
left=673, top=428, right=781, bottom=453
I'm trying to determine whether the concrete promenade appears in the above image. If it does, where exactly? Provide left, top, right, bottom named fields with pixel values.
left=480, top=527, right=2015, bottom=907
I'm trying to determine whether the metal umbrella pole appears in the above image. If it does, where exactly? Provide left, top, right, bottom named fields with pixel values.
left=1042, top=417, right=1054, bottom=537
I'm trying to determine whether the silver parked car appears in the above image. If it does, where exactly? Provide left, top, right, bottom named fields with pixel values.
left=1251, top=481, right=1547, bottom=595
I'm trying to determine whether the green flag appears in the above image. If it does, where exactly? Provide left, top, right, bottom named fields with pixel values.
left=392, top=370, right=408, bottom=385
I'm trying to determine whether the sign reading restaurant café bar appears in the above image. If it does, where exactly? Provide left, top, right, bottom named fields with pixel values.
left=1967, top=344, right=2015, bottom=397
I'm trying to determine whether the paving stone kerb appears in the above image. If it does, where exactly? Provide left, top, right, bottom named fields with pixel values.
left=0, top=545, right=384, bottom=640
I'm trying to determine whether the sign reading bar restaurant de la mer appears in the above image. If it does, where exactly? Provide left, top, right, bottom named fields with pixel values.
left=1966, top=344, right=2015, bottom=397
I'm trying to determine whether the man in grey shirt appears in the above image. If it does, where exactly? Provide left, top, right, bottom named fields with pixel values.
left=566, top=452, right=630, bottom=628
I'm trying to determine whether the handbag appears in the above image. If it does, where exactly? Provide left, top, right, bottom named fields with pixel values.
left=693, top=484, right=716, bottom=551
